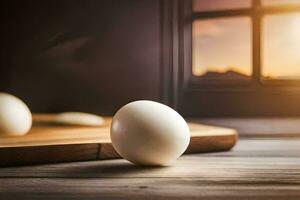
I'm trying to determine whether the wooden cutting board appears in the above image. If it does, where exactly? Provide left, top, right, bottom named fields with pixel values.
left=0, top=114, right=238, bottom=166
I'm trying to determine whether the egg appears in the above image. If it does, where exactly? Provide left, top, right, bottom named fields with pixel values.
left=110, top=100, right=190, bottom=166
left=0, top=93, right=32, bottom=136
left=53, top=112, right=105, bottom=126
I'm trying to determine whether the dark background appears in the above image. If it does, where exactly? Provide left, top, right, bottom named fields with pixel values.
left=2, top=0, right=300, bottom=117
left=0, top=0, right=164, bottom=115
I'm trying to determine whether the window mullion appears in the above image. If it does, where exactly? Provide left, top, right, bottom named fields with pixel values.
left=252, top=0, right=262, bottom=84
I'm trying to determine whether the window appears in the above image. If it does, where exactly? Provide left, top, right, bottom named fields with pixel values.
left=190, top=0, right=300, bottom=85
left=192, top=17, right=252, bottom=81
left=174, top=0, right=300, bottom=116
left=263, top=13, right=300, bottom=80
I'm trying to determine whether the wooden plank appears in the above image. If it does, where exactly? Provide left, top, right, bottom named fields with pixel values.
left=1, top=139, right=299, bottom=184
left=0, top=178, right=299, bottom=200
left=0, top=115, right=237, bottom=148
left=201, top=138, right=300, bottom=157
left=1, top=138, right=299, bottom=200
left=0, top=144, right=100, bottom=166
left=1, top=156, right=299, bottom=183
left=0, top=114, right=237, bottom=166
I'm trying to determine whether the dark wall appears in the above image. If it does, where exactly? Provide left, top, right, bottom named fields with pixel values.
left=0, top=0, right=163, bottom=115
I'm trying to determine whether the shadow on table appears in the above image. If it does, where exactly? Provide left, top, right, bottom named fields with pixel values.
left=53, top=159, right=170, bottom=177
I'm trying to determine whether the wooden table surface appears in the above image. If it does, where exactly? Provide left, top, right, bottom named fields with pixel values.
left=1, top=119, right=300, bottom=200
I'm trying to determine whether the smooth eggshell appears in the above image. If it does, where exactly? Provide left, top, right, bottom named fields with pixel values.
left=110, top=100, right=190, bottom=166
left=0, top=93, right=32, bottom=136
left=53, top=112, right=105, bottom=126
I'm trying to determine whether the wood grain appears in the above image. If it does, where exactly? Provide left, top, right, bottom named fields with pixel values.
left=0, top=114, right=237, bottom=166
left=0, top=178, right=299, bottom=200
left=1, top=139, right=299, bottom=180
left=0, top=138, right=299, bottom=200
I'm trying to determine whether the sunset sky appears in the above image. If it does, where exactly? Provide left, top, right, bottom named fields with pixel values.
left=192, top=0, right=300, bottom=79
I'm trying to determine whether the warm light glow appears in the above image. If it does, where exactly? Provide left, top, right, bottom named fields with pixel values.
left=291, top=17, right=300, bottom=46
left=263, top=0, right=300, bottom=6
left=193, top=8, right=300, bottom=80
left=263, top=13, right=300, bottom=79
left=192, top=0, right=300, bottom=80
left=192, top=17, right=252, bottom=78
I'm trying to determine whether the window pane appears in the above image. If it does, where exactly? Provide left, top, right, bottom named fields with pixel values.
left=262, top=13, right=300, bottom=80
left=192, top=17, right=252, bottom=80
left=262, top=0, right=300, bottom=6
left=193, top=0, right=251, bottom=12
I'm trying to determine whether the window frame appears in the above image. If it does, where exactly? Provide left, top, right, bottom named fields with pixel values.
left=159, top=0, right=300, bottom=116
left=183, top=0, right=300, bottom=90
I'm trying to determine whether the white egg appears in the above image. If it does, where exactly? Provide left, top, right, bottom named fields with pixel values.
left=53, top=112, right=105, bottom=126
left=0, top=93, right=32, bottom=136
left=110, top=100, right=190, bottom=166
